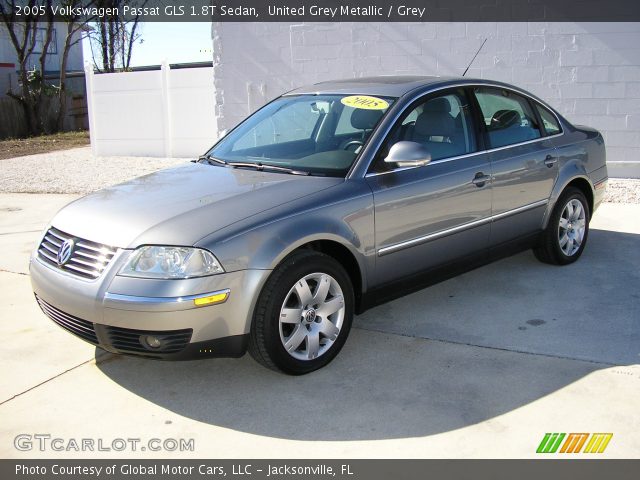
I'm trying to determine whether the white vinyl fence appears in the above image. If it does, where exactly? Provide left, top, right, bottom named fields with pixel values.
left=85, top=62, right=217, bottom=157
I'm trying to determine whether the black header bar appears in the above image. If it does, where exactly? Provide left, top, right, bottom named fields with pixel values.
left=5, top=0, right=640, bottom=22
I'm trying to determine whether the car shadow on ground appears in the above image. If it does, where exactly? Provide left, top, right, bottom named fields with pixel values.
left=95, top=228, right=638, bottom=441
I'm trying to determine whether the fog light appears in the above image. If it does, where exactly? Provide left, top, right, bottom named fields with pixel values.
left=143, top=335, right=162, bottom=349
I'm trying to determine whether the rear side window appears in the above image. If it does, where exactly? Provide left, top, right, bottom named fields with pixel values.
left=474, top=87, right=541, bottom=148
left=535, top=103, right=562, bottom=136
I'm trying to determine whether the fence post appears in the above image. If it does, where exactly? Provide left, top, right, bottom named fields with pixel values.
left=161, top=60, right=173, bottom=157
left=84, top=62, right=97, bottom=156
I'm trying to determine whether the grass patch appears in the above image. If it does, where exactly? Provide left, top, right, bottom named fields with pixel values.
left=0, top=131, right=90, bottom=160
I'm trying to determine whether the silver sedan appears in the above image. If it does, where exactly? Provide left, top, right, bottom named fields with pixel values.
left=31, top=76, right=608, bottom=374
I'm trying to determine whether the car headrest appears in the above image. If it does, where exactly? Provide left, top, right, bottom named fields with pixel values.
left=490, top=110, right=521, bottom=129
left=415, top=109, right=455, bottom=137
left=350, top=108, right=383, bottom=130
left=423, top=97, right=452, bottom=114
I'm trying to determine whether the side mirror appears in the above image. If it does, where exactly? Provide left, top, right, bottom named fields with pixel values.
left=384, top=141, right=432, bottom=168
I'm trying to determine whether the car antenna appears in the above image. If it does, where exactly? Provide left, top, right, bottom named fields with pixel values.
left=463, top=38, right=487, bottom=77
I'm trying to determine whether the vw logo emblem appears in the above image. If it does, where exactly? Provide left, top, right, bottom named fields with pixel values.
left=57, top=239, right=75, bottom=266
left=304, top=309, right=317, bottom=323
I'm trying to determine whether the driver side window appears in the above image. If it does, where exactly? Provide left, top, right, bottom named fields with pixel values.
left=370, top=90, right=477, bottom=173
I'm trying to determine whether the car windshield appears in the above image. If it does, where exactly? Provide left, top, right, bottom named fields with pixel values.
left=206, top=94, right=395, bottom=177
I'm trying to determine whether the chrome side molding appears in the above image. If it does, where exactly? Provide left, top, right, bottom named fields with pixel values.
left=378, top=199, right=548, bottom=256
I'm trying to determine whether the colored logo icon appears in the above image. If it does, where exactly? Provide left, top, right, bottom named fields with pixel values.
left=536, top=433, right=613, bottom=454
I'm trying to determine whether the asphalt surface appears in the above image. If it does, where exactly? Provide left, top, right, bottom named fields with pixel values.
left=0, top=194, right=638, bottom=458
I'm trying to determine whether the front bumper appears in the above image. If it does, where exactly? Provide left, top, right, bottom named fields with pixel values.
left=30, top=251, right=271, bottom=360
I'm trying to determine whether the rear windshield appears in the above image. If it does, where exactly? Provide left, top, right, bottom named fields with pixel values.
left=207, top=94, right=395, bottom=177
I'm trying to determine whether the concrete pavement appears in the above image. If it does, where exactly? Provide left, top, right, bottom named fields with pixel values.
left=0, top=194, right=638, bottom=458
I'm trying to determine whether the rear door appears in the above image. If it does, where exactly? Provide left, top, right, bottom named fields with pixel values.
left=472, top=87, right=559, bottom=246
left=365, top=88, right=492, bottom=285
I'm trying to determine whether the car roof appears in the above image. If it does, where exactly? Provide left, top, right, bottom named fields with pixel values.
left=285, top=76, right=464, bottom=97
left=283, top=76, right=567, bottom=126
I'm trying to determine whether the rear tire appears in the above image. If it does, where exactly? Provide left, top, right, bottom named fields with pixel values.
left=534, top=187, right=590, bottom=265
left=248, top=250, right=354, bottom=375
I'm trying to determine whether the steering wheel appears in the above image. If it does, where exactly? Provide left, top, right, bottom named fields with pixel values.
left=341, top=140, right=364, bottom=151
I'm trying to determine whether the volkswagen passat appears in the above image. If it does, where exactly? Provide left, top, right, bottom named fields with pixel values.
left=31, top=76, right=607, bottom=374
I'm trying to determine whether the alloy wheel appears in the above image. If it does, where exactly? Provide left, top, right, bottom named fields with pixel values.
left=278, top=272, right=345, bottom=361
left=558, top=198, right=586, bottom=256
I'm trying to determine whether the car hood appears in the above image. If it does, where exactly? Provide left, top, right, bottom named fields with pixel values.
left=52, top=162, right=342, bottom=248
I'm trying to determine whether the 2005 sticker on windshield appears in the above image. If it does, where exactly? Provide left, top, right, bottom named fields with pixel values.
left=341, top=95, right=389, bottom=110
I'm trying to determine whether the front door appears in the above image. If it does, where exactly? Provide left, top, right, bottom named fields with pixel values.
left=365, top=89, right=492, bottom=286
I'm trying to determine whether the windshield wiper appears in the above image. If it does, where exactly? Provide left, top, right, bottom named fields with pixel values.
left=197, top=155, right=228, bottom=166
left=226, top=161, right=310, bottom=176
left=197, top=156, right=310, bottom=176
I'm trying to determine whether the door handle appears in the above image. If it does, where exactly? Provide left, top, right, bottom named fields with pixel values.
left=472, top=172, right=491, bottom=187
left=544, top=155, right=558, bottom=168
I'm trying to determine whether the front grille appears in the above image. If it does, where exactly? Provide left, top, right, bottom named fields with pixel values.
left=38, top=227, right=117, bottom=280
left=35, top=295, right=98, bottom=345
left=104, top=326, right=192, bottom=355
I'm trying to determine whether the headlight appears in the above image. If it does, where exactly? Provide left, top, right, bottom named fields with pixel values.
left=119, top=246, right=224, bottom=279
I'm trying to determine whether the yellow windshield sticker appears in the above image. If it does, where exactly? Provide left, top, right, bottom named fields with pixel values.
left=341, top=95, right=389, bottom=110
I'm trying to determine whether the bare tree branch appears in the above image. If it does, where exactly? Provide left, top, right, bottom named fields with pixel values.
left=87, top=0, right=146, bottom=73
left=56, top=0, right=98, bottom=130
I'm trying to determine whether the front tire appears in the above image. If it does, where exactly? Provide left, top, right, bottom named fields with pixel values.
left=534, top=187, right=590, bottom=265
left=248, top=250, right=354, bottom=375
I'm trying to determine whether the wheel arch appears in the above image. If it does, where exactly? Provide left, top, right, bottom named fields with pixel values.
left=565, top=177, right=594, bottom=213
left=217, top=216, right=370, bottom=312
left=542, top=163, right=595, bottom=230
left=260, top=228, right=367, bottom=307
left=290, top=239, right=365, bottom=313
